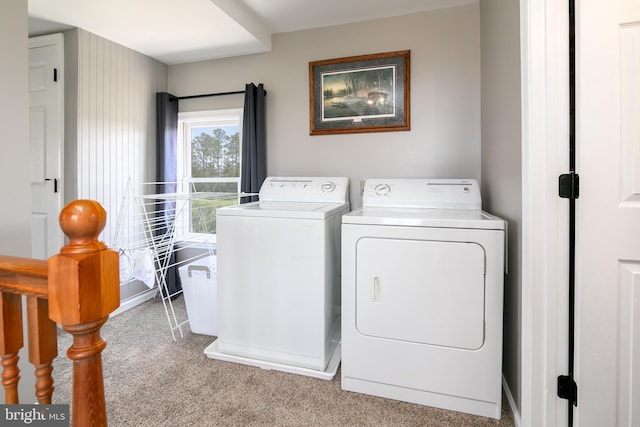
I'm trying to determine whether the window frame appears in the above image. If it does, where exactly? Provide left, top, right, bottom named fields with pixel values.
left=176, top=108, right=243, bottom=241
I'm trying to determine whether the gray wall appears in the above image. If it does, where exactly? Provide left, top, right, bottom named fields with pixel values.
left=480, top=0, right=523, bottom=415
left=0, top=0, right=31, bottom=256
left=169, top=5, right=481, bottom=208
left=0, top=0, right=36, bottom=403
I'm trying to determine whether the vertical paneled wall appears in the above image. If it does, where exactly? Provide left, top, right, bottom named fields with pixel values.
left=68, top=29, right=167, bottom=246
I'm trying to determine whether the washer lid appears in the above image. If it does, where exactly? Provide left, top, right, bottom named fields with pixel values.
left=342, top=206, right=505, bottom=230
left=217, top=201, right=349, bottom=220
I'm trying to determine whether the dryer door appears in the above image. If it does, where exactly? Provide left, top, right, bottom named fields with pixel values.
left=355, top=238, right=486, bottom=350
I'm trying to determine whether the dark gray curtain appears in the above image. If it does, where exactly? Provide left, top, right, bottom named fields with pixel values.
left=156, top=92, right=178, bottom=194
left=156, top=92, right=181, bottom=298
left=240, top=83, right=267, bottom=203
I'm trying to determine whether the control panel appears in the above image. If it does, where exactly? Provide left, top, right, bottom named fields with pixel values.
left=258, top=177, right=349, bottom=203
left=362, top=179, right=481, bottom=209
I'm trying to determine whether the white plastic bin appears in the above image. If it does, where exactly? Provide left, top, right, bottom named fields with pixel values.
left=178, top=256, right=218, bottom=336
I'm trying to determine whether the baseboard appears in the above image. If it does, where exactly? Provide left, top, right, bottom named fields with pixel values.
left=503, top=375, right=521, bottom=427
left=111, top=288, right=155, bottom=317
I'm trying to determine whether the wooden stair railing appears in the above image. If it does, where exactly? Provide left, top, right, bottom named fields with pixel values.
left=0, top=200, right=120, bottom=427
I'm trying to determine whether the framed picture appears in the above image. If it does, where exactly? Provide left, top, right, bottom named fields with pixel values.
left=309, top=50, right=410, bottom=135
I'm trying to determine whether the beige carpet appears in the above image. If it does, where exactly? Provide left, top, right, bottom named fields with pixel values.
left=52, top=297, right=516, bottom=426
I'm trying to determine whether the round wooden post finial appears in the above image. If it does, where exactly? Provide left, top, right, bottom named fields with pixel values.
left=58, top=200, right=108, bottom=254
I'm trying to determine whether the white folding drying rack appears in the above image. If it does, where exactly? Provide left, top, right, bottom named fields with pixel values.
left=113, top=179, right=243, bottom=340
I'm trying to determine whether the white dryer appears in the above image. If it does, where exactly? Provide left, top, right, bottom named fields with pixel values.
left=341, top=179, right=506, bottom=419
left=205, top=177, right=349, bottom=380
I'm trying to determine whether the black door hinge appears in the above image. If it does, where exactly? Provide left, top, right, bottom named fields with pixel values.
left=53, top=68, right=58, bottom=82
left=559, top=173, right=579, bottom=199
left=558, top=375, right=578, bottom=406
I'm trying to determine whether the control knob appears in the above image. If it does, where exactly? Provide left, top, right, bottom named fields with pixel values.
left=374, top=183, right=391, bottom=196
left=321, top=181, right=336, bottom=192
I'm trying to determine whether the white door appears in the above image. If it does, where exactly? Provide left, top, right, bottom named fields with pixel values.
left=576, top=0, right=640, bottom=425
left=29, top=34, right=64, bottom=260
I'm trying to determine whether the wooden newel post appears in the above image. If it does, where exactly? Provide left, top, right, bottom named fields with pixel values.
left=48, top=200, right=120, bottom=427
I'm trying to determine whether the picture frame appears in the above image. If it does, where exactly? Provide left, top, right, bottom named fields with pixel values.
left=309, top=50, right=410, bottom=135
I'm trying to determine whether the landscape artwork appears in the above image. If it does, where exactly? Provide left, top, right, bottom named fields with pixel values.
left=309, top=50, right=410, bottom=135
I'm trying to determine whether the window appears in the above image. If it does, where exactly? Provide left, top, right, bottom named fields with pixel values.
left=177, top=109, right=242, bottom=239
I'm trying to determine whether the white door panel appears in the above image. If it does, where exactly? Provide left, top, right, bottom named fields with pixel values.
left=577, top=1, right=640, bottom=425
left=621, top=25, right=640, bottom=205
left=29, top=35, right=64, bottom=259
left=617, top=262, right=640, bottom=425
left=29, top=107, right=46, bottom=183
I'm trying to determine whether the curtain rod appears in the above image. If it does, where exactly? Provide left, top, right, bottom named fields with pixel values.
left=178, top=90, right=245, bottom=100
left=178, top=88, right=267, bottom=101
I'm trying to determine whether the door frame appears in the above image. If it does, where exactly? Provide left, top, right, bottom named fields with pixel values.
left=520, top=0, right=570, bottom=426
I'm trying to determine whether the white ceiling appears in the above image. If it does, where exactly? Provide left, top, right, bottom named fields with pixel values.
left=28, top=0, right=476, bottom=65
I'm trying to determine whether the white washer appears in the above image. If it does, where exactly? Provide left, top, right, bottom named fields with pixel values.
left=204, top=177, right=350, bottom=380
left=341, top=178, right=506, bottom=419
